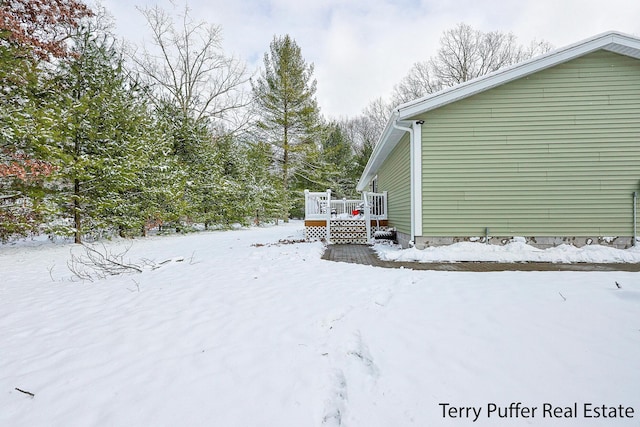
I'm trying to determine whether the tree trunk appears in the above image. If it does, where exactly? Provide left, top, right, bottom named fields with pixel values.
left=282, top=112, right=289, bottom=223
left=74, top=178, right=81, bottom=244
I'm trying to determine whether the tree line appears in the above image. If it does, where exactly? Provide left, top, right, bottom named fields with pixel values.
left=0, top=1, right=551, bottom=243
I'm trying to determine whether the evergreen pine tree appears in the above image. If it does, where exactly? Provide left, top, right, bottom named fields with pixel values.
left=49, top=26, right=175, bottom=242
left=252, top=34, right=320, bottom=221
left=320, top=123, right=356, bottom=198
left=244, top=140, right=286, bottom=224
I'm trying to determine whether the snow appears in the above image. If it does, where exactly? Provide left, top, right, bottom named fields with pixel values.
left=336, top=213, right=363, bottom=220
left=1, top=222, right=639, bottom=426
left=375, top=237, right=640, bottom=264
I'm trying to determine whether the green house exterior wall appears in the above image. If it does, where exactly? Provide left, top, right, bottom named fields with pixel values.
left=412, top=51, right=640, bottom=239
left=376, top=133, right=411, bottom=235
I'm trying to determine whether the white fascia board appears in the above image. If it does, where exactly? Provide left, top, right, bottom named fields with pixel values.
left=356, top=113, right=403, bottom=191
left=605, top=32, right=640, bottom=56
left=397, top=31, right=640, bottom=120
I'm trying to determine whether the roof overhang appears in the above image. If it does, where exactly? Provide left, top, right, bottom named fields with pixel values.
left=356, top=31, right=640, bottom=191
left=356, top=113, right=411, bottom=191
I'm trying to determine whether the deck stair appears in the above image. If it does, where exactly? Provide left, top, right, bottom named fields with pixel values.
left=329, top=219, right=368, bottom=244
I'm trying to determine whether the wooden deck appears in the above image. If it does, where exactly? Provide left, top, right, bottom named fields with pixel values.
left=304, top=190, right=389, bottom=244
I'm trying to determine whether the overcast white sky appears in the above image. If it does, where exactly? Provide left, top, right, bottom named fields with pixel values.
left=99, top=0, right=640, bottom=119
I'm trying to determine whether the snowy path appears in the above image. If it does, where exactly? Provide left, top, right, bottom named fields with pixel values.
left=1, top=222, right=639, bottom=426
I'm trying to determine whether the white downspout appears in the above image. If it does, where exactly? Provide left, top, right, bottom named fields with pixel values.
left=413, top=120, right=423, bottom=240
left=363, top=191, right=372, bottom=243
left=392, top=119, right=416, bottom=244
left=634, top=191, right=637, bottom=246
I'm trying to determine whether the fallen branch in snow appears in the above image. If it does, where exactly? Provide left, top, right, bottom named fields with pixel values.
left=559, top=292, right=567, bottom=301
left=83, top=243, right=143, bottom=273
left=68, top=243, right=143, bottom=282
left=251, top=238, right=307, bottom=247
left=143, top=258, right=172, bottom=270
left=278, top=238, right=306, bottom=245
left=15, top=387, right=35, bottom=397
left=67, top=243, right=188, bottom=281
left=127, top=279, right=140, bottom=293
left=47, top=264, right=56, bottom=282
left=615, top=281, right=622, bottom=289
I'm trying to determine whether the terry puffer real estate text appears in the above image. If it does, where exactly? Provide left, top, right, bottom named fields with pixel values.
left=439, top=402, right=635, bottom=422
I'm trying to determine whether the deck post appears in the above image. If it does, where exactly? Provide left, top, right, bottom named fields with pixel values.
left=383, top=191, right=388, bottom=220
left=326, top=189, right=332, bottom=243
left=363, top=191, right=372, bottom=243
left=304, top=189, right=309, bottom=219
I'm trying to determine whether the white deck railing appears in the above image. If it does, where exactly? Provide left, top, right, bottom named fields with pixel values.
left=304, top=189, right=387, bottom=221
left=365, top=191, right=388, bottom=220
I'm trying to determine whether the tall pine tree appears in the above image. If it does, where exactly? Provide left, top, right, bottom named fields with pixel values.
left=252, top=34, right=320, bottom=220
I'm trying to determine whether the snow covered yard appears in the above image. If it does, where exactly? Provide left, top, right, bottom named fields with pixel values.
left=1, top=222, right=639, bottom=427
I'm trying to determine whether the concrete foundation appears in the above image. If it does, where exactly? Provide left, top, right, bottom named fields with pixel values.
left=395, top=231, right=412, bottom=249
left=411, top=235, right=635, bottom=250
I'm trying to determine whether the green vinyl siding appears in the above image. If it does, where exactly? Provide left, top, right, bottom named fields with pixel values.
left=377, top=134, right=411, bottom=235
left=415, top=50, right=640, bottom=237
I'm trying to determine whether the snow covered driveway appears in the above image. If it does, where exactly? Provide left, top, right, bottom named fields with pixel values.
left=1, top=222, right=639, bottom=426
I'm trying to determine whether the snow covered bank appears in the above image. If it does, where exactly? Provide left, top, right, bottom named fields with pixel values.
left=375, top=238, right=640, bottom=263
left=2, top=222, right=639, bottom=426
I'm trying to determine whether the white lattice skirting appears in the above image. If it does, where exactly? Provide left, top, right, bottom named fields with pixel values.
left=305, top=223, right=391, bottom=243
left=305, top=226, right=327, bottom=242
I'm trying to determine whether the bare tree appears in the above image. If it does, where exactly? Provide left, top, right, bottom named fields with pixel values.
left=134, top=3, right=250, bottom=132
left=335, top=102, right=399, bottom=187
left=391, top=23, right=553, bottom=104
left=520, top=38, right=555, bottom=61
left=391, top=61, right=442, bottom=105
left=341, top=115, right=381, bottom=154
left=361, top=97, right=393, bottom=140
left=339, top=114, right=380, bottom=177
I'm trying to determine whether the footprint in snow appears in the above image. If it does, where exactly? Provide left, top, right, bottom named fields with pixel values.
left=322, top=370, right=347, bottom=426
left=347, top=331, right=380, bottom=379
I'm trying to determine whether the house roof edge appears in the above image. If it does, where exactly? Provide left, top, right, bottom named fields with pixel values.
left=357, top=30, right=640, bottom=190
